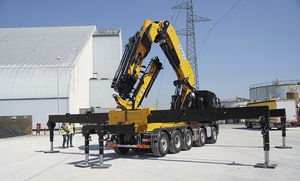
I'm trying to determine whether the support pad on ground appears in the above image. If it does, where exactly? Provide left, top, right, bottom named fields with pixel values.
left=254, top=163, right=277, bottom=169
left=91, top=132, right=111, bottom=169
left=275, top=117, right=292, bottom=149
left=91, top=163, right=112, bottom=169
left=44, top=150, right=59, bottom=153
left=255, top=117, right=277, bottom=169
left=75, top=134, right=91, bottom=168
left=75, top=162, right=91, bottom=168
left=275, top=145, right=292, bottom=149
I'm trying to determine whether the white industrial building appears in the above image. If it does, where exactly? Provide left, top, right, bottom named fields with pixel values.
left=221, top=97, right=250, bottom=124
left=221, top=97, right=250, bottom=108
left=0, top=26, right=122, bottom=128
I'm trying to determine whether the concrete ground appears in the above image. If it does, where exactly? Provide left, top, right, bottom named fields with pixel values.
left=0, top=124, right=299, bottom=181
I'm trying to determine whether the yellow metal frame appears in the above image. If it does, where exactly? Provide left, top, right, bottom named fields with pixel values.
left=112, top=20, right=197, bottom=133
left=114, top=20, right=194, bottom=110
left=108, top=108, right=187, bottom=133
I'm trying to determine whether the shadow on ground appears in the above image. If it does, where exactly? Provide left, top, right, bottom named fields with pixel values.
left=207, top=144, right=262, bottom=149
left=232, top=127, right=281, bottom=131
left=58, top=150, right=255, bottom=168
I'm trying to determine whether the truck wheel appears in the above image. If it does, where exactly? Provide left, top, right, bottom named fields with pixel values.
left=169, top=130, right=183, bottom=154
left=206, top=127, right=217, bottom=144
left=182, top=129, right=193, bottom=151
left=158, top=132, right=169, bottom=157
left=113, top=147, right=129, bottom=155
left=193, top=128, right=206, bottom=147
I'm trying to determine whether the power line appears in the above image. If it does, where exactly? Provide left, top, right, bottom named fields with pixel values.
left=213, top=0, right=242, bottom=29
left=199, top=0, right=242, bottom=55
left=171, top=0, right=184, bottom=26
left=156, top=0, right=242, bottom=108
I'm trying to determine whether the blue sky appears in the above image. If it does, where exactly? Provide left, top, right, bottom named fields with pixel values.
left=0, top=0, right=299, bottom=109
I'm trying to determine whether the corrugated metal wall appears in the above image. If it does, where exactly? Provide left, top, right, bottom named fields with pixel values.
left=69, top=37, right=93, bottom=114
left=0, top=98, right=68, bottom=128
left=92, top=34, right=121, bottom=79
left=90, top=80, right=116, bottom=108
left=0, top=26, right=96, bottom=128
left=0, top=67, right=72, bottom=99
left=89, top=30, right=122, bottom=108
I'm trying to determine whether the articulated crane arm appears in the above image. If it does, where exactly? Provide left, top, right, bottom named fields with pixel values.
left=111, top=20, right=195, bottom=110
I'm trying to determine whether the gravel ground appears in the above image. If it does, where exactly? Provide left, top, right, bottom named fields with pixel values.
left=0, top=125, right=24, bottom=138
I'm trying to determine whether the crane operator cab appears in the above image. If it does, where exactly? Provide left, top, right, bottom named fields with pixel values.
left=172, top=82, right=221, bottom=110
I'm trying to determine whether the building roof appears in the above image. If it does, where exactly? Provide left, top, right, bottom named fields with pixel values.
left=0, top=26, right=96, bottom=99
left=0, top=26, right=96, bottom=68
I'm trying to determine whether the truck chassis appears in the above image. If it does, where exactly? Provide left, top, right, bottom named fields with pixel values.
left=46, top=106, right=288, bottom=169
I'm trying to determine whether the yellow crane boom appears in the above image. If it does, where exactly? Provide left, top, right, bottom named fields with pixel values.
left=112, top=20, right=195, bottom=110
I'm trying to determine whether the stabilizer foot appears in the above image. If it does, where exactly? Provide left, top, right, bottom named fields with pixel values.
left=254, top=163, right=277, bottom=169
left=91, top=163, right=111, bottom=169
left=275, top=146, right=292, bottom=149
left=44, top=150, right=59, bottom=154
left=75, top=162, right=91, bottom=168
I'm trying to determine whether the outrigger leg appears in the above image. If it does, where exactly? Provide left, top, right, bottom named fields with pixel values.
left=44, top=121, right=59, bottom=154
left=255, top=116, right=277, bottom=169
left=91, top=129, right=111, bottom=169
left=275, top=117, right=292, bottom=149
left=75, top=133, right=92, bottom=168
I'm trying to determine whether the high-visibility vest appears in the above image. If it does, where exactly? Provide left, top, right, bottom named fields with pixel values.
left=60, top=126, right=67, bottom=135
left=67, top=124, right=74, bottom=134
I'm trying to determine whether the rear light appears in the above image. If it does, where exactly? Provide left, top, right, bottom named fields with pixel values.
left=142, top=138, right=151, bottom=142
left=104, top=138, right=111, bottom=141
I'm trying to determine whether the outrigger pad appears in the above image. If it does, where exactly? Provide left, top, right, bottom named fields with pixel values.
left=44, top=150, right=59, bottom=154
left=275, top=146, right=292, bottom=149
left=254, top=163, right=277, bottom=169
left=91, top=164, right=111, bottom=169
left=75, top=162, right=91, bottom=168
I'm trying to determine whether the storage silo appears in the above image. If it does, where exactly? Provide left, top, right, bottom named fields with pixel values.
left=249, top=80, right=300, bottom=102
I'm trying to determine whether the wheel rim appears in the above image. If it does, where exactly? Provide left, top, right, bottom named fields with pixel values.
left=174, top=135, right=181, bottom=148
left=213, top=130, right=217, bottom=140
left=186, top=133, right=192, bottom=146
left=160, top=137, right=168, bottom=152
left=200, top=132, right=205, bottom=143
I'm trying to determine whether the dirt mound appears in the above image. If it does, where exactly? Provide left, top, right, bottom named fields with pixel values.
left=0, top=125, right=24, bottom=138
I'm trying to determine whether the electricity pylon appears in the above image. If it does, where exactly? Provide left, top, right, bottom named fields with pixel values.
left=172, top=0, right=211, bottom=89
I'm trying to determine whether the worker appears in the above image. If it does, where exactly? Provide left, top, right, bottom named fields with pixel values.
left=60, top=123, right=68, bottom=148
left=67, top=123, right=74, bottom=147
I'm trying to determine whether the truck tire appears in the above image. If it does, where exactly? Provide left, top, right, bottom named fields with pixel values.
left=113, top=147, right=129, bottom=155
left=193, top=128, right=206, bottom=147
left=169, top=130, right=183, bottom=154
left=206, top=127, right=217, bottom=144
left=182, top=129, right=193, bottom=151
left=157, top=132, right=169, bottom=157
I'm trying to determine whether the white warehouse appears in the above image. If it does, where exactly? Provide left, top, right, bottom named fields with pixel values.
left=0, top=26, right=122, bottom=128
